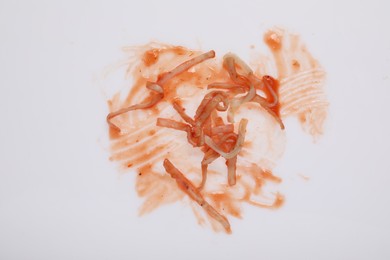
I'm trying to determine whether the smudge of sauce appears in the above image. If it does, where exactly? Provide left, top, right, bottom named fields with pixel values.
left=104, top=30, right=327, bottom=233
left=262, top=28, right=328, bottom=137
left=298, top=174, right=310, bottom=181
left=142, top=49, right=160, bottom=66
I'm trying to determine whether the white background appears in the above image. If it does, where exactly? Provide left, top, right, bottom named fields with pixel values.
left=1, top=0, right=390, bottom=259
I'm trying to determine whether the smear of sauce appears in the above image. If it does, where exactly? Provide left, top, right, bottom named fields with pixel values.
left=104, top=28, right=328, bottom=233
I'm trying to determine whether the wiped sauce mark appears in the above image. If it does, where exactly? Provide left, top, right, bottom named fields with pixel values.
left=105, top=30, right=327, bottom=233
left=263, top=28, right=328, bottom=137
left=136, top=163, right=184, bottom=215
left=298, top=174, right=310, bottom=181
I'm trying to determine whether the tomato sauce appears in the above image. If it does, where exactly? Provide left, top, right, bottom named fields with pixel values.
left=105, top=28, right=328, bottom=233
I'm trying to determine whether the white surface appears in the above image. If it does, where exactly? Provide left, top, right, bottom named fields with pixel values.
left=1, top=0, right=390, bottom=259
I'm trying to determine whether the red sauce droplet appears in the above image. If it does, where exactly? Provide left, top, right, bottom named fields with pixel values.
left=264, top=31, right=282, bottom=51
left=143, top=49, right=160, bottom=66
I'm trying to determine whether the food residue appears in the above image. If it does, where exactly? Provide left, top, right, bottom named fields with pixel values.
left=105, top=28, right=328, bottom=233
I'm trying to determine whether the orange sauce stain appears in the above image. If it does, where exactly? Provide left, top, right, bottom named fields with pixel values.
left=143, top=49, right=160, bottom=66
left=105, top=29, right=327, bottom=233
left=264, top=30, right=283, bottom=51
